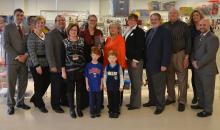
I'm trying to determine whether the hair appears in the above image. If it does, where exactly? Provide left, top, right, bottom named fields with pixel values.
left=14, top=8, right=24, bottom=15
left=0, top=16, right=5, bottom=23
left=91, top=46, right=101, bottom=56
left=109, top=22, right=121, bottom=35
left=66, top=23, right=80, bottom=36
left=128, top=13, right=138, bottom=21
left=55, top=15, right=65, bottom=23
left=108, top=50, right=117, bottom=57
left=86, top=14, right=98, bottom=29
left=88, top=14, right=97, bottom=21
left=150, top=13, right=162, bottom=20
left=33, top=16, right=46, bottom=26
left=189, top=10, right=204, bottom=26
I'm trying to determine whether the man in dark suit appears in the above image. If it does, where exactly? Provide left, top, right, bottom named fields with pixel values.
left=45, top=15, right=67, bottom=113
left=124, top=14, right=145, bottom=110
left=4, top=8, right=31, bottom=115
left=143, top=13, right=172, bottom=114
left=191, top=18, right=219, bottom=117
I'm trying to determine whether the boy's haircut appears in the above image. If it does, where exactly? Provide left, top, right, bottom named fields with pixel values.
left=14, top=8, right=24, bottom=15
left=91, top=46, right=101, bottom=56
left=108, top=50, right=117, bottom=57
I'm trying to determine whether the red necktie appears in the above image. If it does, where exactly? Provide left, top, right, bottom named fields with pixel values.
left=17, top=25, right=23, bottom=38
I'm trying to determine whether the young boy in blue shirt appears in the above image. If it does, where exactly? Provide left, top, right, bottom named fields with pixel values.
left=104, top=50, right=124, bottom=118
left=84, top=46, right=103, bottom=118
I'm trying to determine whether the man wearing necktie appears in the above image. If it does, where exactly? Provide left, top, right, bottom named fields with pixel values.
left=191, top=18, right=219, bottom=117
left=45, top=15, right=68, bottom=113
left=143, top=13, right=172, bottom=115
left=4, top=8, right=30, bottom=115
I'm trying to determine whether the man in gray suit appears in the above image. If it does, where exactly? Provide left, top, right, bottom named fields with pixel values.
left=4, top=8, right=30, bottom=115
left=45, top=15, right=67, bottom=113
left=191, top=18, right=219, bottom=117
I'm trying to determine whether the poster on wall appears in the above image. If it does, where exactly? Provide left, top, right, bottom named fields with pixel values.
left=179, top=7, right=193, bottom=16
left=112, top=0, right=129, bottom=17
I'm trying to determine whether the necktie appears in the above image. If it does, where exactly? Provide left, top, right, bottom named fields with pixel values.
left=17, top=25, right=23, bottom=38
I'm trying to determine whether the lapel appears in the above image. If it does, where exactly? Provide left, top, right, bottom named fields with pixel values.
left=147, top=27, right=159, bottom=48
left=196, top=31, right=211, bottom=50
left=126, top=26, right=137, bottom=42
left=12, top=23, right=23, bottom=40
left=54, top=28, right=64, bottom=40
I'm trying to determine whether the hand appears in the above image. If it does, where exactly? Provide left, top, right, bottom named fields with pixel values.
left=183, top=57, right=189, bottom=69
left=161, top=66, right=167, bottom=72
left=119, top=87, right=123, bottom=92
left=50, top=67, right=58, bottom=73
left=131, top=61, right=137, bottom=69
left=192, top=61, right=199, bottom=69
left=61, top=71, right=67, bottom=79
left=36, top=66, right=42, bottom=75
left=17, top=55, right=28, bottom=63
left=86, top=86, right=90, bottom=92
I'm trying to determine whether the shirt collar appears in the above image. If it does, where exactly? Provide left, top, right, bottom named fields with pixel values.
left=201, top=31, right=210, bottom=36
left=15, top=22, right=23, bottom=27
left=130, top=25, right=137, bottom=30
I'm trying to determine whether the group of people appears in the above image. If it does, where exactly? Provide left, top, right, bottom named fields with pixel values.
left=2, top=7, right=219, bottom=119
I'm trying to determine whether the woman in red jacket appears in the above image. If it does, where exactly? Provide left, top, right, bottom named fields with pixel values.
left=104, top=22, right=126, bottom=106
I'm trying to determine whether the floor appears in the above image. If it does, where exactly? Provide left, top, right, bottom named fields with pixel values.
left=0, top=30, right=220, bottom=130
left=0, top=84, right=220, bottom=130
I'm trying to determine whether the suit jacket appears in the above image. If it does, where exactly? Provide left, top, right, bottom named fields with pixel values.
left=45, top=28, right=67, bottom=70
left=4, top=23, right=29, bottom=64
left=192, top=31, right=219, bottom=75
left=145, top=25, right=172, bottom=75
left=125, top=26, right=145, bottom=62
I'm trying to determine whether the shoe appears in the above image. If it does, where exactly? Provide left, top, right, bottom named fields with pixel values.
left=178, top=103, right=185, bottom=112
left=165, top=100, right=176, bottom=105
left=7, top=107, right=14, bottom=115
left=154, top=108, right=164, bottom=115
left=192, top=97, right=198, bottom=104
left=126, top=104, right=131, bottom=108
left=143, top=102, right=156, bottom=107
left=191, top=105, right=203, bottom=109
left=16, top=104, right=31, bottom=110
left=197, top=111, right=212, bottom=117
left=70, top=110, right=77, bottom=118
left=96, top=113, right=101, bottom=117
left=101, top=105, right=104, bottom=110
left=109, top=113, right=114, bottom=118
left=112, top=113, right=119, bottom=118
left=38, top=107, right=48, bottom=113
left=127, top=106, right=139, bottom=110
left=53, top=107, right=64, bottom=113
left=30, top=98, right=37, bottom=107
left=90, top=115, right=96, bottom=118
left=77, top=110, right=83, bottom=117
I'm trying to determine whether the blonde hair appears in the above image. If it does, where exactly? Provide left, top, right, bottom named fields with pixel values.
left=34, top=16, right=46, bottom=25
left=109, top=22, right=121, bottom=35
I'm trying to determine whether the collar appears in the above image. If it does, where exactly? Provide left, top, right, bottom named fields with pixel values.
left=130, top=25, right=137, bottom=31
left=201, top=31, right=210, bottom=36
left=15, top=22, right=23, bottom=27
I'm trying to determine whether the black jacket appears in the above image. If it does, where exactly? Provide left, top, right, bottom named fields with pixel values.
left=125, top=26, right=145, bottom=62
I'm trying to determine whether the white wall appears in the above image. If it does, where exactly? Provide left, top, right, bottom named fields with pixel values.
left=0, top=0, right=100, bottom=15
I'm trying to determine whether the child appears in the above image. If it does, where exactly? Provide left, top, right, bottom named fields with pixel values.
left=103, top=50, right=124, bottom=118
left=84, top=46, right=103, bottom=118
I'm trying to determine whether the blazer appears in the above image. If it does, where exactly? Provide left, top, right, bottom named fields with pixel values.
left=125, top=26, right=145, bottom=62
left=27, top=32, right=49, bottom=68
left=45, top=28, right=67, bottom=70
left=4, top=23, right=29, bottom=64
left=192, top=31, right=219, bottom=75
left=145, top=25, right=172, bottom=75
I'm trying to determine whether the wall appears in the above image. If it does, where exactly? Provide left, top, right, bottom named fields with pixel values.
left=0, top=0, right=99, bottom=15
